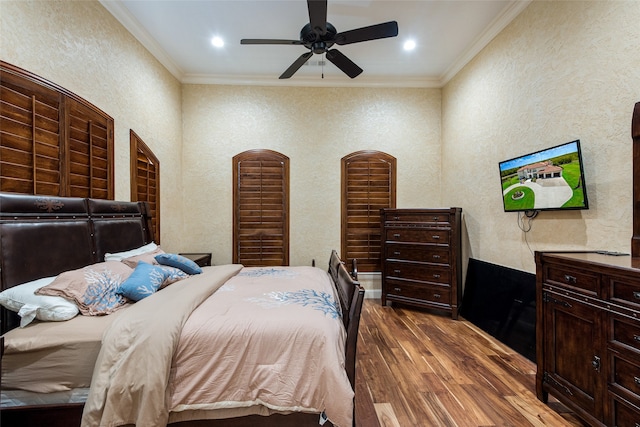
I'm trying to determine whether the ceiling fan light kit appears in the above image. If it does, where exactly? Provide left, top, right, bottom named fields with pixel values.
left=240, top=0, right=398, bottom=79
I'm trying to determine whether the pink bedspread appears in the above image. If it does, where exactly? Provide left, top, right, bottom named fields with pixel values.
left=168, top=266, right=354, bottom=427
left=82, top=265, right=353, bottom=427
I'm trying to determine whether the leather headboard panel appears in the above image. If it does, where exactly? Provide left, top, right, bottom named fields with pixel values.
left=0, top=221, right=94, bottom=288
left=0, top=193, right=96, bottom=332
left=0, top=193, right=95, bottom=289
left=87, top=198, right=151, bottom=262
left=93, top=219, right=148, bottom=262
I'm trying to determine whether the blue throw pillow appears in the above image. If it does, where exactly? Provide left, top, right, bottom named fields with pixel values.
left=118, top=262, right=168, bottom=301
left=155, top=253, right=203, bottom=275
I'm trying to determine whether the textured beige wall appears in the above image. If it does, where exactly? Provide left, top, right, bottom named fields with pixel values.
left=6, top=0, right=637, bottom=278
left=442, top=1, right=640, bottom=273
left=1, top=0, right=184, bottom=251
left=181, top=85, right=442, bottom=266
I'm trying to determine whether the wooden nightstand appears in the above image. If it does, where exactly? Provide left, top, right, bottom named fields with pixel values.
left=179, top=252, right=212, bottom=267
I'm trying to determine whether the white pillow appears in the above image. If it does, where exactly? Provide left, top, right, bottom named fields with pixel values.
left=0, top=277, right=80, bottom=327
left=104, top=242, right=158, bottom=261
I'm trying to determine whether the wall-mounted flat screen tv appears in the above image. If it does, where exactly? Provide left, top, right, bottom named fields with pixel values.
left=499, top=140, right=589, bottom=212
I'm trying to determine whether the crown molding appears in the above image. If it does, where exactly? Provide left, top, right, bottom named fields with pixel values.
left=181, top=73, right=442, bottom=88
left=99, top=0, right=185, bottom=80
left=440, top=0, right=531, bottom=85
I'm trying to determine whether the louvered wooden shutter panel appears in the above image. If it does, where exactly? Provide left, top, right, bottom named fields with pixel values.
left=233, top=150, right=289, bottom=267
left=130, top=130, right=160, bottom=243
left=65, top=97, right=113, bottom=199
left=0, top=61, right=114, bottom=199
left=0, top=70, right=63, bottom=195
left=342, top=151, right=396, bottom=272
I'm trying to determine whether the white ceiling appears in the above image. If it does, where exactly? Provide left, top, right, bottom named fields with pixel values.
left=100, top=0, right=530, bottom=88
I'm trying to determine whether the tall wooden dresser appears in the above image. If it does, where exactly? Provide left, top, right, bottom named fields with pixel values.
left=380, top=208, right=463, bottom=319
left=535, top=252, right=640, bottom=426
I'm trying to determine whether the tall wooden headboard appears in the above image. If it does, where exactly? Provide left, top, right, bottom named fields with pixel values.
left=633, top=102, right=640, bottom=257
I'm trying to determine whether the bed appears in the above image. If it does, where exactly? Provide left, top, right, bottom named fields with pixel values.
left=0, top=192, right=365, bottom=427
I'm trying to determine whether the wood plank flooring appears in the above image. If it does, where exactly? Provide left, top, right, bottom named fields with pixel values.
left=353, top=299, right=588, bottom=427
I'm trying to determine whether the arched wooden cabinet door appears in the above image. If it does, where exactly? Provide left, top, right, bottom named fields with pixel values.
left=233, top=149, right=289, bottom=266
left=341, top=150, right=396, bottom=272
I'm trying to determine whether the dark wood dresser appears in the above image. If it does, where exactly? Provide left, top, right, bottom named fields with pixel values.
left=380, top=208, right=463, bottom=319
left=535, top=251, right=640, bottom=426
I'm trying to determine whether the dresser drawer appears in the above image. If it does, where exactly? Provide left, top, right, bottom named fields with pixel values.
left=612, top=353, right=640, bottom=399
left=610, top=393, right=640, bottom=427
left=384, top=244, right=450, bottom=265
left=543, top=265, right=599, bottom=296
left=385, top=261, right=450, bottom=285
left=611, top=315, right=640, bottom=354
left=385, top=228, right=449, bottom=245
left=609, top=276, right=640, bottom=311
left=385, top=279, right=451, bottom=304
left=384, top=211, right=451, bottom=224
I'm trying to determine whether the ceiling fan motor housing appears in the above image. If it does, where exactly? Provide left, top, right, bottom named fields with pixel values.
left=301, top=22, right=337, bottom=53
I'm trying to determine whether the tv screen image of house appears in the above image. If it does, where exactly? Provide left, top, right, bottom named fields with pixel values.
left=499, top=140, right=589, bottom=212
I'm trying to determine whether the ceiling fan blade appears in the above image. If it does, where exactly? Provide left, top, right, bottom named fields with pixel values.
left=279, top=52, right=314, bottom=79
left=326, top=49, right=363, bottom=78
left=307, top=0, right=327, bottom=36
left=335, top=21, right=399, bottom=45
left=241, top=39, right=304, bottom=45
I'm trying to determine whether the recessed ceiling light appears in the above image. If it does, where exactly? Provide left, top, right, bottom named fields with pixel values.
left=211, top=36, right=224, bottom=48
left=403, top=40, right=416, bottom=51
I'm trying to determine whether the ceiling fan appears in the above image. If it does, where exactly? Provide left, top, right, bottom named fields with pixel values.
left=240, top=0, right=399, bottom=79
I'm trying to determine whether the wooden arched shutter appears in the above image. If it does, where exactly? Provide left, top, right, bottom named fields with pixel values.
left=233, top=149, right=289, bottom=266
left=66, top=97, right=113, bottom=198
left=130, top=130, right=160, bottom=243
left=341, top=150, right=396, bottom=272
left=0, top=61, right=114, bottom=198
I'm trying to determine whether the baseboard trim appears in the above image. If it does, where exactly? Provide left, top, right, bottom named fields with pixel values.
left=364, top=289, right=381, bottom=299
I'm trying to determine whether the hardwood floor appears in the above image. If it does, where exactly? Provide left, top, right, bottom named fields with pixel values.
left=353, top=299, right=588, bottom=427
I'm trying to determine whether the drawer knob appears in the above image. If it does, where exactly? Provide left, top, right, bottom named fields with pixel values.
left=433, top=255, right=441, bottom=259
left=393, top=216, right=400, bottom=220
left=432, top=235, right=440, bottom=240
left=433, top=217, right=439, bottom=221
left=635, top=376, right=640, bottom=386
left=433, top=293, right=441, bottom=299
left=394, top=287, right=401, bottom=292
left=393, top=233, right=401, bottom=238
left=433, top=274, right=441, bottom=279
left=634, top=335, right=640, bottom=342
left=394, top=269, right=401, bottom=274
left=634, top=291, right=640, bottom=300
left=393, top=251, right=401, bottom=256
left=564, top=274, right=577, bottom=284
left=592, top=355, right=600, bottom=372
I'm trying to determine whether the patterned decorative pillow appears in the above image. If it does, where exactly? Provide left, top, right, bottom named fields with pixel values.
left=118, top=262, right=168, bottom=301
left=121, top=247, right=165, bottom=268
left=36, top=261, right=133, bottom=316
left=158, top=265, right=189, bottom=289
left=155, top=253, right=203, bottom=275
left=0, top=276, right=79, bottom=327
